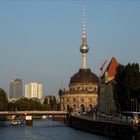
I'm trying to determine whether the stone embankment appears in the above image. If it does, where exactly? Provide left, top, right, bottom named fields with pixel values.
left=69, top=114, right=140, bottom=140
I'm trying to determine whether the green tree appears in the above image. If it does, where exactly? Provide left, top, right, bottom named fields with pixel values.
left=50, top=96, right=57, bottom=110
left=15, top=98, right=29, bottom=111
left=15, top=98, right=43, bottom=111
left=43, top=96, right=60, bottom=111
left=0, top=88, right=8, bottom=111
left=114, top=63, right=140, bottom=112
left=43, top=104, right=52, bottom=111
left=8, top=102, right=16, bottom=111
left=43, top=98, right=48, bottom=105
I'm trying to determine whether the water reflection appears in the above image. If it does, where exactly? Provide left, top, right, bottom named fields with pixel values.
left=0, top=120, right=115, bottom=140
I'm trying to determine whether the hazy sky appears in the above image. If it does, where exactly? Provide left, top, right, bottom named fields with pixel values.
left=0, top=0, right=140, bottom=96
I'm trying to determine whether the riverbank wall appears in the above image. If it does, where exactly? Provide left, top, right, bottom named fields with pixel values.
left=69, top=114, right=140, bottom=140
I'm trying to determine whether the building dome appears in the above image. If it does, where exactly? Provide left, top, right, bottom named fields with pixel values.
left=70, top=69, right=99, bottom=84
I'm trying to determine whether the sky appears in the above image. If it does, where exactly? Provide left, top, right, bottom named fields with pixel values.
left=0, top=0, right=140, bottom=96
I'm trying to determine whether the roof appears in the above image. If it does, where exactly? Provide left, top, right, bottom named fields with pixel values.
left=105, top=57, right=119, bottom=78
left=70, top=69, right=99, bottom=84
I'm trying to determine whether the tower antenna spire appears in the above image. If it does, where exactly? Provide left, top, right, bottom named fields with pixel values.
left=82, top=2, right=86, bottom=38
left=80, top=1, right=89, bottom=69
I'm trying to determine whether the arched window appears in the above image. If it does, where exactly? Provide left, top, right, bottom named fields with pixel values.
left=81, top=97, right=84, bottom=102
left=67, top=105, right=70, bottom=111
left=89, top=104, right=92, bottom=111
left=73, top=104, right=76, bottom=112
left=81, top=104, right=85, bottom=112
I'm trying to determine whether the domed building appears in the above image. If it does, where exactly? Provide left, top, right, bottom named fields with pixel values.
left=59, top=5, right=99, bottom=112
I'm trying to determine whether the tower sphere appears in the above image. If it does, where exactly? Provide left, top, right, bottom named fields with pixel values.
left=80, top=44, right=89, bottom=53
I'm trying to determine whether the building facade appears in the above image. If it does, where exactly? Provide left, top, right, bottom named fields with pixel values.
left=59, top=69, right=99, bottom=112
left=25, top=82, right=43, bottom=99
left=99, top=57, right=119, bottom=115
left=59, top=5, right=99, bottom=112
left=9, top=79, right=23, bottom=99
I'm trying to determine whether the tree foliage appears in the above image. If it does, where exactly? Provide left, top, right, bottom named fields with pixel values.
left=114, top=63, right=140, bottom=111
left=8, top=98, right=44, bottom=111
left=50, top=96, right=57, bottom=108
left=8, top=96, right=60, bottom=111
left=0, top=88, right=8, bottom=111
left=43, top=98, right=48, bottom=105
left=43, top=96, right=59, bottom=111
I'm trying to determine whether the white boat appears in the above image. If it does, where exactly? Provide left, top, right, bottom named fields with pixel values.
left=11, top=119, right=25, bottom=125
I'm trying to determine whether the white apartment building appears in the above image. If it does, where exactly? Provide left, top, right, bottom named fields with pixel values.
left=25, top=82, right=43, bottom=99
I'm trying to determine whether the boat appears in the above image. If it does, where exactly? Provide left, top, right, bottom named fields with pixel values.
left=11, top=119, right=20, bottom=125
left=11, top=116, right=25, bottom=125
left=11, top=119, right=25, bottom=125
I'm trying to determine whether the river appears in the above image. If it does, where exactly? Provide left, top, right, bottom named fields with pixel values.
left=0, top=120, right=117, bottom=140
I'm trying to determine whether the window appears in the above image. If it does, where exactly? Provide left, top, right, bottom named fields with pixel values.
left=88, top=97, right=92, bottom=102
left=77, top=86, right=80, bottom=90
left=73, top=98, right=76, bottom=102
left=81, top=97, right=84, bottom=102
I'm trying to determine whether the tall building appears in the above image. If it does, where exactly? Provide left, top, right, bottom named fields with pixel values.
left=25, top=82, right=43, bottom=99
left=9, top=79, right=23, bottom=99
left=59, top=4, right=99, bottom=112
left=99, top=57, right=119, bottom=115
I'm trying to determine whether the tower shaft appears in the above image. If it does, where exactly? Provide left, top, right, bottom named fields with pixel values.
left=82, top=53, right=87, bottom=69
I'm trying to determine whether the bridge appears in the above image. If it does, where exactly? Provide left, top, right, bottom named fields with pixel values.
left=0, top=111, right=69, bottom=116
left=0, top=111, right=70, bottom=126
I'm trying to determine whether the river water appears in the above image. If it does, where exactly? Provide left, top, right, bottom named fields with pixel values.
left=0, top=120, right=116, bottom=140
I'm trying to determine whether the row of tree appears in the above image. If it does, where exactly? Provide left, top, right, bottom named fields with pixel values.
left=0, top=89, right=59, bottom=111
left=114, top=63, right=140, bottom=112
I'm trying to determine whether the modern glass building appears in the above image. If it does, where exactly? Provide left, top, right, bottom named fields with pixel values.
left=9, top=79, right=23, bottom=99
